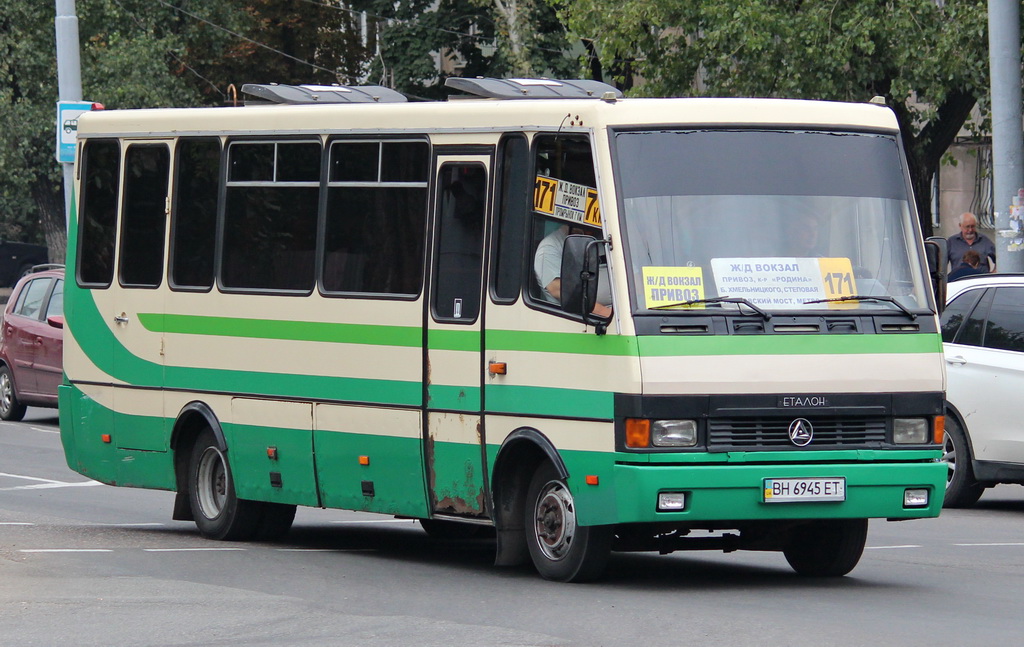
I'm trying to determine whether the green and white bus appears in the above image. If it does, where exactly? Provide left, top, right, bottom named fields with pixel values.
left=61, top=78, right=948, bottom=582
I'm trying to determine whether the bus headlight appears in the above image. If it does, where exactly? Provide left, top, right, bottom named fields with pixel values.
left=652, top=420, right=698, bottom=447
left=893, top=418, right=929, bottom=444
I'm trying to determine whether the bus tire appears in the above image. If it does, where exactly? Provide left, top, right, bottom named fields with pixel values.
left=0, top=365, right=27, bottom=422
left=783, top=518, right=868, bottom=577
left=524, top=461, right=612, bottom=582
left=942, top=414, right=984, bottom=508
left=188, top=429, right=261, bottom=541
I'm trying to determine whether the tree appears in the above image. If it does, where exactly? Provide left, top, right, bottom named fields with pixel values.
left=561, top=0, right=992, bottom=236
left=1, top=1, right=239, bottom=261
left=355, top=0, right=577, bottom=98
left=0, top=1, right=373, bottom=263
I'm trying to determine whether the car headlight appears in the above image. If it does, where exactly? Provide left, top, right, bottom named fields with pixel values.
left=893, top=418, right=929, bottom=444
left=652, top=419, right=698, bottom=447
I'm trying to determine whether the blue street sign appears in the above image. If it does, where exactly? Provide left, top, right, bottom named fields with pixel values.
left=56, top=101, right=97, bottom=164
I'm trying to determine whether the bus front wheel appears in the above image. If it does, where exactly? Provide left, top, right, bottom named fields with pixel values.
left=524, top=461, right=612, bottom=582
left=188, top=429, right=261, bottom=541
left=783, top=518, right=868, bottom=577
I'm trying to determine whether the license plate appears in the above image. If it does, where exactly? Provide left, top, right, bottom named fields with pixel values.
left=763, top=477, right=846, bottom=503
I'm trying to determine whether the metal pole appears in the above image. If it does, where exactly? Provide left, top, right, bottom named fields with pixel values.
left=55, top=0, right=83, bottom=230
left=988, top=0, right=1024, bottom=272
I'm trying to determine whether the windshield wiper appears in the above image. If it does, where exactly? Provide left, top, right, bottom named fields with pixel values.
left=801, top=295, right=917, bottom=320
left=650, top=296, right=772, bottom=320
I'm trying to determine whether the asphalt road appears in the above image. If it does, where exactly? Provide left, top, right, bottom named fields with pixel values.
left=2, top=408, right=1022, bottom=647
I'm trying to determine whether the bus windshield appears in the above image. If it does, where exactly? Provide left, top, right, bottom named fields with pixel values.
left=613, top=129, right=931, bottom=315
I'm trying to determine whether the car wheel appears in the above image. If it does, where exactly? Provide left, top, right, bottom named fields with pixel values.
left=524, top=461, right=612, bottom=582
left=942, top=414, right=984, bottom=508
left=188, top=429, right=262, bottom=540
left=0, top=365, right=27, bottom=422
left=783, top=518, right=868, bottom=577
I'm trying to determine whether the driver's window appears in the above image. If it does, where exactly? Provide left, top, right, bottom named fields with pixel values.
left=528, top=135, right=602, bottom=310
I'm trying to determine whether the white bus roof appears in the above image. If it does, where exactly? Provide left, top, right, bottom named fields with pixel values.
left=76, top=94, right=900, bottom=138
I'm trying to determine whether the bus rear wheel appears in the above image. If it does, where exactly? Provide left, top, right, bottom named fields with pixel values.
left=783, top=518, right=868, bottom=577
left=188, top=429, right=261, bottom=541
left=524, top=461, right=612, bottom=582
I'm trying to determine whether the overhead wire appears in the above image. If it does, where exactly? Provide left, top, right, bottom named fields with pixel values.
left=151, top=0, right=339, bottom=77
left=110, top=0, right=227, bottom=100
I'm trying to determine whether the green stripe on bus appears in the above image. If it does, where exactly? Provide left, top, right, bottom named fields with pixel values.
left=636, top=333, right=941, bottom=356
left=428, top=384, right=481, bottom=410
left=67, top=287, right=422, bottom=406
left=428, top=329, right=480, bottom=352
left=141, top=313, right=423, bottom=347
left=485, top=383, right=614, bottom=419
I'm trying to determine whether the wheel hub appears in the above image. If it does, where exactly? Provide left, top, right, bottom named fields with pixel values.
left=196, top=446, right=228, bottom=519
left=533, top=481, right=577, bottom=561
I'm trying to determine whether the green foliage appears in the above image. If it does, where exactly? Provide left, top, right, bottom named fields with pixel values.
left=561, top=0, right=993, bottom=233
left=355, top=0, right=576, bottom=98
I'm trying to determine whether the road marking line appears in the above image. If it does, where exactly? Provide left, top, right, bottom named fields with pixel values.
left=954, top=542, right=1024, bottom=547
left=865, top=545, right=923, bottom=550
left=142, top=548, right=246, bottom=552
left=328, top=519, right=417, bottom=524
left=276, top=548, right=376, bottom=552
left=0, top=522, right=34, bottom=526
left=0, top=472, right=102, bottom=491
left=20, top=549, right=113, bottom=553
left=93, top=522, right=164, bottom=527
left=30, top=427, right=60, bottom=434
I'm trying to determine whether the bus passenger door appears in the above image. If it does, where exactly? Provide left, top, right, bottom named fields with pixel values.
left=110, top=142, right=171, bottom=454
left=425, top=154, right=491, bottom=519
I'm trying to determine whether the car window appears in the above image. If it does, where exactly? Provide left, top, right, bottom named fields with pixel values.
left=45, top=279, right=64, bottom=319
left=983, top=286, right=1024, bottom=353
left=14, top=278, right=52, bottom=320
left=941, top=288, right=984, bottom=343
left=954, top=287, right=992, bottom=347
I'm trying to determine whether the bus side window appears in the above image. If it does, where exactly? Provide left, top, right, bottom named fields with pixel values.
left=491, top=134, right=530, bottom=303
left=119, top=144, right=170, bottom=288
left=433, top=164, right=486, bottom=322
left=222, top=141, right=320, bottom=292
left=78, top=139, right=121, bottom=287
left=323, top=140, right=429, bottom=296
left=170, top=138, right=221, bottom=290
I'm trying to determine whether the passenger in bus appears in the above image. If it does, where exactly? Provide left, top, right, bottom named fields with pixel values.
left=534, top=223, right=612, bottom=317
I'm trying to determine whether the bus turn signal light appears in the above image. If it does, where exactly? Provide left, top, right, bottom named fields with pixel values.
left=625, top=419, right=650, bottom=448
left=101, top=434, right=111, bottom=444
left=934, top=416, right=945, bottom=445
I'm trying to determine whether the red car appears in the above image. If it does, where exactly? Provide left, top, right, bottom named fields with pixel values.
left=0, top=265, right=64, bottom=421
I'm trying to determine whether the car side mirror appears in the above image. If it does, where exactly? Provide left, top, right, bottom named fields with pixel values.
left=47, top=315, right=64, bottom=329
left=924, top=236, right=947, bottom=314
left=560, top=234, right=609, bottom=332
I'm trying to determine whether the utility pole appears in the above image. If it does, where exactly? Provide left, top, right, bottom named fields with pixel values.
left=988, top=0, right=1024, bottom=272
left=55, top=0, right=83, bottom=230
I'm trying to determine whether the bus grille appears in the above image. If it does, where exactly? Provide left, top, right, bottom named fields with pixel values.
left=707, top=417, right=887, bottom=450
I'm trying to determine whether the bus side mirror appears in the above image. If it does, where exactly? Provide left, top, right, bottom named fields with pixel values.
left=560, top=234, right=608, bottom=331
left=924, top=236, right=947, bottom=315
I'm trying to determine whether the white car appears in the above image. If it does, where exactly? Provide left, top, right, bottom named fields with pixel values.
left=941, top=273, right=1024, bottom=507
